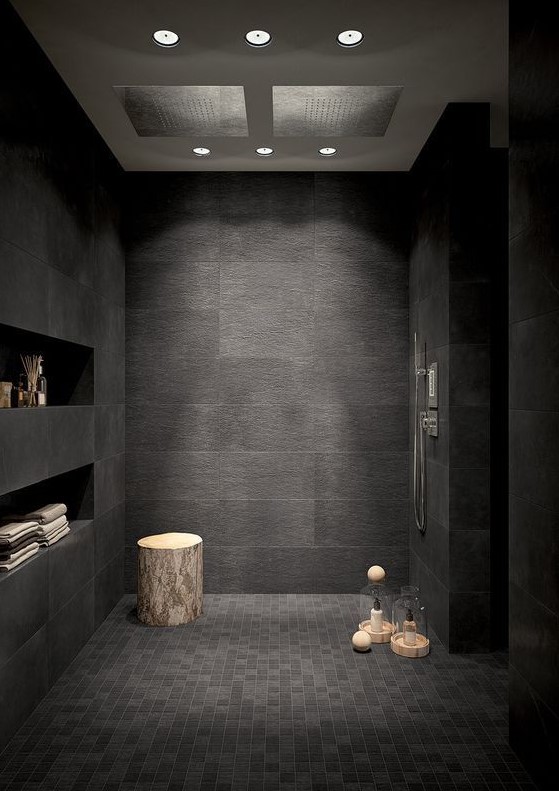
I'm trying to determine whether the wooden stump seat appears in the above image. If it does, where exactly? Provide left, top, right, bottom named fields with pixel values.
left=137, top=532, right=203, bottom=626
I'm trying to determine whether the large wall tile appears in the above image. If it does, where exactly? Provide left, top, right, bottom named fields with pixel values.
left=94, top=551, right=123, bottom=628
left=0, top=240, right=49, bottom=336
left=125, top=499, right=219, bottom=547
left=48, top=580, right=94, bottom=684
left=127, top=356, right=219, bottom=406
left=315, top=258, right=408, bottom=312
left=220, top=309, right=314, bottom=358
left=95, top=350, right=125, bottom=405
left=0, top=627, right=49, bottom=748
left=127, top=259, right=218, bottom=311
left=221, top=259, right=314, bottom=311
left=48, top=269, right=96, bottom=347
left=95, top=453, right=125, bottom=517
left=314, top=500, right=408, bottom=547
left=314, top=305, right=407, bottom=358
left=217, top=499, right=314, bottom=547
left=510, top=410, right=559, bottom=512
left=315, top=453, right=408, bottom=500
left=94, top=502, right=125, bottom=572
left=95, top=404, right=125, bottom=460
left=126, top=452, right=218, bottom=500
left=219, top=404, right=313, bottom=452
left=0, top=551, right=48, bottom=667
left=127, top=307, right=219, bottom=360
left=220, top=452, right=314, bottom=500
left=313, top=405, right=408, bottom=453
left=49, top=520, right=94, bottom=616
left=311, top=354, right=408, bottom=405
left=219, top=358, right=312, bottom=404
left=127, top=403, right=219, bottom=453
left=47, top=406, right=94, bottom=476
left=510, top=310, right=559, bottom=412
left=0, top=409, right=49, bottom=495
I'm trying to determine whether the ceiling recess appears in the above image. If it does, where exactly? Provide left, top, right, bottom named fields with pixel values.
left=118, top=86, right=249, bottom=137
left=273, top=86, right=403, bottom=137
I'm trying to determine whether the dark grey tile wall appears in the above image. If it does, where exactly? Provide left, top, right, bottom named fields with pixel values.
left=125, top=172, right=410, bottom=592
left=409, top=104, right=507, bottom=651
left=0, top=3, right=124, bottom=746
left=509, top=3, right=559, bottom=787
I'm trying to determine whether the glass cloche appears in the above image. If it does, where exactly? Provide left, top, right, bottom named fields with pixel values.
left=391, top=585, right=430, bottom=657
left=359, top=565, right=395, bottom=644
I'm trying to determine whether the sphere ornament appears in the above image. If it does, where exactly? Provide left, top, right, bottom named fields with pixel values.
left=351, top=630, right=372, bottom=652
left=367, top=565, right=386, bottom=584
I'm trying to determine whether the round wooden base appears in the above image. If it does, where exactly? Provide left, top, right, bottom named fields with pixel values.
left=359, top=619, right=394, bottom=644
left=390, top=632, right=430, bottom=658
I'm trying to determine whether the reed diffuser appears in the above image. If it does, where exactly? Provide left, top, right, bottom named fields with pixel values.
left=20, top=354, right=42, bottom=408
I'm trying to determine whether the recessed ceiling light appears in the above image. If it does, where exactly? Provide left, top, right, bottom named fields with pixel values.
left=256, top=147, right=274, bottom=156
left=336, top=30, right=364, bottom=48
left=193, top=147, right=211, bottom=157
left=245, top=30, right=272, bottom=48
left=152, top=30, right=180, bottom=48
left=318, top=147, right=337, bottom=157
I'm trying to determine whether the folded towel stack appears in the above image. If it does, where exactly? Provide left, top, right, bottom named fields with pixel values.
left=0, top=504, right=70, bottom=572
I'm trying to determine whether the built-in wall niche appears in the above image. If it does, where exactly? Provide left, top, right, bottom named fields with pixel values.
left=0, top=322, right=93, bottom=406
left=0, top=464, right=94, bottom=522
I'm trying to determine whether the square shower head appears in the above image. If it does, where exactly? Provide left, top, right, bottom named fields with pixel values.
left=273, top=86, right=402, bottom=136
left=118, top=85, right=249, bottom=136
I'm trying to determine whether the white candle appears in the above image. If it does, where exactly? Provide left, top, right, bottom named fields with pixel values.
left=370, top=606, right=384, bottom=633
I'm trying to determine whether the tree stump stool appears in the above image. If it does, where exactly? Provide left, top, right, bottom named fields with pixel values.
left=137, top=533, right=203, bottom=626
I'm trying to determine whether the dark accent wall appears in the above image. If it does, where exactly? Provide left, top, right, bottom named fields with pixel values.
left=125, top=173, right=410, bottom=592
left=0, top=2, right=124, bottom=746
left=509, top=3, right=559, bottom=787
left=409, top=104, right=508, bottom=651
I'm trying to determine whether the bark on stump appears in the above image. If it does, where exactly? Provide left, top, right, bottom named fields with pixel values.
left=137, top=533, right=203, bottom=626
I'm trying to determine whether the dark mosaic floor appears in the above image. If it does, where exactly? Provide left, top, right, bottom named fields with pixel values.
left=0, top=595, right=536, bottom=791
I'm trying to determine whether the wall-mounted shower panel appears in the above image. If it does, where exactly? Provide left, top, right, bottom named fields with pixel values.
left=272, top=86, right=402, bottom=137
left=117, top=86, right=249, bottom=136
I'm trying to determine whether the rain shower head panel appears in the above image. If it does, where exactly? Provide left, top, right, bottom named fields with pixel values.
left=272, top=86, right=403, bottom=137
left=118, top=86, right=249, bottom=136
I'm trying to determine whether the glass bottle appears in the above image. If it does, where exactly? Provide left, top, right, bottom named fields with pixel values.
left=37, top=360, right=47, bottom=407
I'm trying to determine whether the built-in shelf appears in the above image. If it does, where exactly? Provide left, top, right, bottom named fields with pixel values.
left=0, top=464, right=94, bottom=521
left=0, top=321, right=93, bottom=406
left=0, top=519, right=92, bottom=583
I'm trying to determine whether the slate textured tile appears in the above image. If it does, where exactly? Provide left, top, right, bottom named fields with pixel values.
left=0, top=550, right=48, bottom=667
left=448, top=344, right=490, bottom=406
left=126, top=452, right=219, bottom=500
left=510, top=311, right=559, bottom=411
left=0, top=240, right=50, bottom=336
left=127, top=403, right=218, bottom=453
left=94, top=453, right=125, bottom=517
left=219, top=404, right=313, bottom=452
left=47, top=580, right=95, bottom=684
left=0, top=408, right=49, bottom=495
left=220, top=259, right=314, bottom=311
left=409, top=513, right=450, bottom=590
left=510, top=410, right=559, bottom=512
left=416, top=289, right=449, bottom=349
left=94, top=404, right=125, bottom=460
left=125, top=499, right=219, bottom=548
left=94, top=239, right=125, bottom=307
left=94, top=551, right=123, bottom=628
left=127, top=356, right=219, bottom=406
left=510, top=495, right=559, bottom=616
left=49, top=520, right=94, bottom=616
left=94, top=502, right=125, bottom=572
left=0, top=594, right=538, bottom=791
left=314, top=305, right=407, bottom=357
left=95, top=295, right=125, bottom=355
left=311, top=355, right=408, bottom=405
left=449, top=529, right=490, bottom=592
left=127, top=307, right=219, bottom=359
left=219, top=358, right=312, bottom=404
left=312, top=546, right=408, bottom=592
left=313, top=405, right=408, bottom=452
left=127, top=259, right=218, bottom=311
left=0, top=627, right=49, bottom=748
left=219, top=453, right=314, bottom=499
left=48, top=268, right=96, bottom=347
left=315, top=453, right=408, bottom=500
left=94, top=350, right=125, bottom=405
left=220, top=309, right=314, bottom=358
left=314, top=500, right=408, bottom=547
left=217, top=499, right=314, bottom=546
left=315, top=258, right=408, bottom=311
left=47, top=406, right=94, bottom=476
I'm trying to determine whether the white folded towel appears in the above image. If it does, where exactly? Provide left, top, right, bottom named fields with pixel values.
left=37, top=514, right=68, bottom=536
left=0, top=521, right=40, bottom=543
left=0, top=543, right=40, bottom=572
left=41, top=524, right=70, bottom=547
left=21, top=504, right=67, bottom=524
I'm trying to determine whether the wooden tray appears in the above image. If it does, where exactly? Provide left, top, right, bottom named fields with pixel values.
left=390, top=632, right=430, bottom=657
left=359, top=619, right=394, bottom=644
